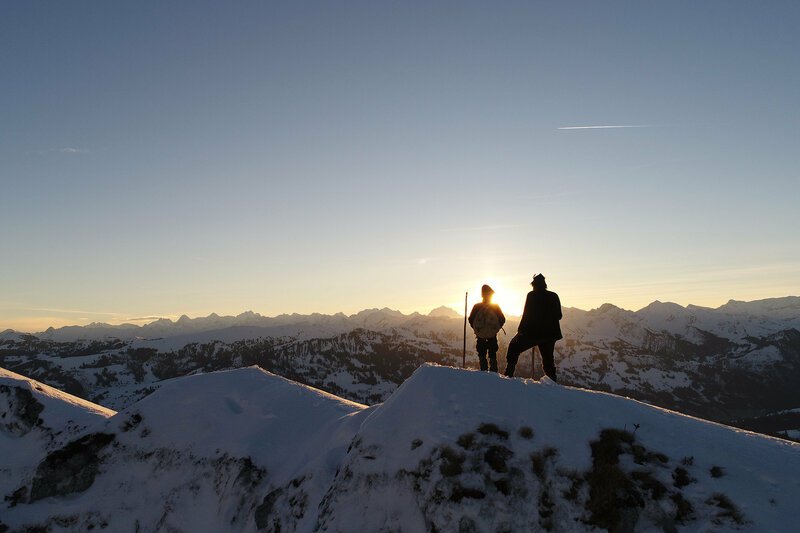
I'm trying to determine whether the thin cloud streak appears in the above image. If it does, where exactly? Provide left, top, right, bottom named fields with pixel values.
left=557, top=125, right=660, bottom=130
left=0, top=305, right=122, bottom=317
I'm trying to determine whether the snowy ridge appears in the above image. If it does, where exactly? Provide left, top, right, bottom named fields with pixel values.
left=2, top=364, right=799, bottom=531
left=112, top=366, right=367, bottom=477
left=0, top=368, right=115, bottom=510
left=318, top=366, right=800, bottom=532
left=0, top=367, right=115, bottom=421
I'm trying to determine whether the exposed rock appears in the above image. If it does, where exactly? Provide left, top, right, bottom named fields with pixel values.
left=29, top=433, right=116, bottom=502
left=0, top=385, right=44, bottom=436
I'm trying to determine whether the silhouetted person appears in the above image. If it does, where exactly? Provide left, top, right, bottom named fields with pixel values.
left=504, top=274, right=562, bottom=381
left=468, top=284, right=506, bottom=372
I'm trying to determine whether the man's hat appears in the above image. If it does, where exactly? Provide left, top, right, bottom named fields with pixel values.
left=531, top=273, right=546, bottom=286
left=481, top=284, right=494, bottom=295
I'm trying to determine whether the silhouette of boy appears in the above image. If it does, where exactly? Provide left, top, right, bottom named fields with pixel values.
left=468, top=284, right=506, bottom=372
left=504, top=274, right=563, bottom=381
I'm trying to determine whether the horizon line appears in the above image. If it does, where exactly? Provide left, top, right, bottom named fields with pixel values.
left=3, top=295, right=798, bottom=334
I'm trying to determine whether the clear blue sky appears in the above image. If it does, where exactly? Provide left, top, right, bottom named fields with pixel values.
left=2, top=1, right=798, bottom=330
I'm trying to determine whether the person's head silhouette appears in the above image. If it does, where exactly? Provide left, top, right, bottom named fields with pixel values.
left=481, top=284, right=495, bottom=302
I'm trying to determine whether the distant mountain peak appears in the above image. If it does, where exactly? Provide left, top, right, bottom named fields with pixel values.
left=591, top=303, right=622, bottom=314
left=354, top=307, right=405, bottom=318
left=22, top=296, right=800, bottom=340
left=428, top=306, right=460, bottom=318
left=718, top=296, right=800, bottom=314
left=640, top=300, right=685, bottom=312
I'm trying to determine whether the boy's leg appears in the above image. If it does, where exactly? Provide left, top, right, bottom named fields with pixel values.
left=488, top=337, right=499, bottom=373
left=476, top=338, right=489, bottom=371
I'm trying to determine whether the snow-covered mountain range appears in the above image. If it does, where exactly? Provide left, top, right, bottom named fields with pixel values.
left=1, top=297, right=799, bottom=440
left=2, top=364, right=798, bottom=532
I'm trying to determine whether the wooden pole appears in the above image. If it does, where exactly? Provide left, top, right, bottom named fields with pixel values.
left=462, top=291, right=468, bottom=368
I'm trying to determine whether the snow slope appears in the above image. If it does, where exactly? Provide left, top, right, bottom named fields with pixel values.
left=2, top=366, right=369, bottom=532
left=0, top=367, right=115, bottom=507
left=3, top=364, right=799, bottom=532
left=320, top=367, right=800, bottom=532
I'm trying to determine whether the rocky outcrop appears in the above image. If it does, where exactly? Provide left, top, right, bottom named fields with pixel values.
left=0, top=384, right=44, bottom=436
left=29, top=432, right=116, bottom=502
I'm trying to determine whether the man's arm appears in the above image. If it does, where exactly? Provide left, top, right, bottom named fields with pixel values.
left=518, top=292, right=534, bottom=332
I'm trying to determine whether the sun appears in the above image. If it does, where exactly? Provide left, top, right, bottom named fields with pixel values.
left=471, top=278, right=525, bottom=317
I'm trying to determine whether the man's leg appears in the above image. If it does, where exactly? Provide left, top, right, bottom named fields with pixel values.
left=476, top=338, right=489, bottom=371
left=504, top=334, right=535, bottom=377
left=538, top=341, right=557, bottom=382
left=488, top=337, right=499, bottom=373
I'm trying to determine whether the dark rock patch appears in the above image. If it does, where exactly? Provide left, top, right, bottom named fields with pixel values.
left=120, top=413, right=142, bottom=432
left=439, top=446, right=465, bottom=477
left=0, top=384, right=44, bottom=436
left=484, top=445, right=513, bottom=473
left=538, top=486, right=555, bottom=531
left=530, top=447, right=557, bottom=478
left=518, top=426, right=534, bottom=440
left=672, top=466, right=694, bottom=488
left=4, top=486, right=28, bottom=507
left=709, top=465, right=725, bottom=478
left=456, top=432, right=475, bottom=449
left=450, top=484, right=485, bottom=502
left=29, top=432, right=116, bottom=502
left=254, top=488, right=283, bottom=531
left=707, top=492, right=745, bottom=525
left=477, top=423, right=508, bottom=439
left=586, top=429, right=647, bottom=531
left=671, top=493, right=694, bottom=523
left=236, top=457, right=266, bottom=489
left=631, top=470, right=667, bottom=500
left=458, top=516, right=477, bottom=533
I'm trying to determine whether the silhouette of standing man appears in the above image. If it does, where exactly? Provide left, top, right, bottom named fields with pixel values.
left=468, top=284, right=506, bottom=372
left=504, top=274, right=562, bottom=381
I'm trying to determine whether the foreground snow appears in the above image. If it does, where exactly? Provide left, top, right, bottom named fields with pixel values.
left=0, top=368, right=115, bottom=501
left=1, top=364, right=799, bottom=532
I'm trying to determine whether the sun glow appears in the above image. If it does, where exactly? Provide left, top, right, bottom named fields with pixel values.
left=467, top=278, right=526, bottom=317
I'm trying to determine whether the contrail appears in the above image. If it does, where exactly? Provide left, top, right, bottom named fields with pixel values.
left=557, top=125, right=658, bottom=130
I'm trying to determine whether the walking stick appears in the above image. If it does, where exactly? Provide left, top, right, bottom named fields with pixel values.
left=462, top=292, right=468, bottom=368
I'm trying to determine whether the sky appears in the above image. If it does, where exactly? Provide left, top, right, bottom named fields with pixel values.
left=1, top=1, right=799, bottom=331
